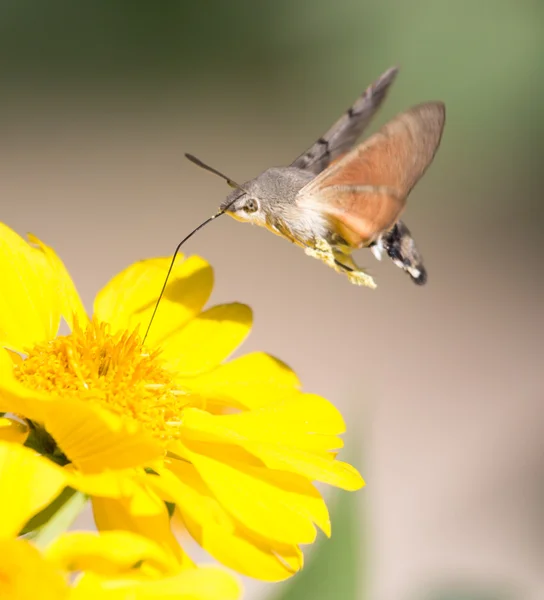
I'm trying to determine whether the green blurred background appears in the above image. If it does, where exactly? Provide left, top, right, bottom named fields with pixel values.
left=1, top=1, right=542, bottom=599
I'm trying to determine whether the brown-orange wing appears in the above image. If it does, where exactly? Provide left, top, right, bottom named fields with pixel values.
left=297, top=102, right=445, bottom=248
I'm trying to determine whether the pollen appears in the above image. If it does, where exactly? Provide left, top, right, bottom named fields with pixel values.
left=13, top=318, right=190, bottom=442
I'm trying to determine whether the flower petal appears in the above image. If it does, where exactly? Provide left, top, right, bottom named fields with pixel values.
left=45, top=530, right=178, bottom=577
left=92, top=483, right=191, bottom=569
left=41, top=399, right=164, bottom=474
left=65, top=468, right=144, bottom=500
left=0, top=539, right=68, bottom=600
left=125, top=566, right=241, bottom=600
left=27, top=234, right=88, bottom=331
left=0, top=417, right=29, bottom=444
left=0, top=441, right=68, bottom=537
left=178, top=442, right=326, bottom=545
left=73, top=567, right=241, bottom=600
left=240, top=442, right=364, bottom=491
left=181, top=352, right=300, bottom=410
left=181, top=405, right=363, bottom=491
left=161, top=304, right=252, bottom=375
left=183, top=394, right=346, bottom=452
left=0, top=223, right=61, bottom=350
left=150, top=462, right=303, bottom=581
left=94, top=256, right=213, bottom=347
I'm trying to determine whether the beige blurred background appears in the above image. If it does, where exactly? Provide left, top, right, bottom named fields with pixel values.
left=1, top=1, right=542, bottom=599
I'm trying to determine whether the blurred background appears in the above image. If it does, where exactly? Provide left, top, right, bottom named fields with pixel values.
left=1, top=1, right=542, bottom=599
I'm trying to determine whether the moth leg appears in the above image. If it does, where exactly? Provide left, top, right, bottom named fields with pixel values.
left=332, top=249, right=368, bottom=273
left=332, top=250, right=360, bottom=272
left=333, top=258, right=354, bottom=272
left=331, top=249, right=376, bottom=288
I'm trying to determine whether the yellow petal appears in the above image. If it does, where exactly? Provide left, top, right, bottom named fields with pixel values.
left=65, top=468, right=143, bottom=500
left=161, top=304, right=252, bottom=375
left=45, top=530, right=178, bottom=577
left=184, top=510, right=303, bottom=582
left=179, top=443, right=323, bottom=545
left=181, top=352, right=300, bottom=410
left=73, top=567, right=241, bottom=600
left=151, top=462, right=303, bottom=581
left=180, top=405, right=364, bottom=491
left=92, top=484, right=191, bottom=569
left=0, top=441, right=68, bottom=537
left=240, top=441, right=364, bottom=491
left=41, top=399, right=163, bottom=474
left=27, top=234, right=88, bottom=331
left=0, top=223, right=61, bottom=351
left=182, top=394, right=346, bottom=452
left=93, top=256, right=213, bottom=347
left=0, top=416, right=29, bottom=444
left=128, top=566, right=242, bottom=600
left=183, top=394, right=364, bottom=490
left=0, top=538, right=68, bottom=600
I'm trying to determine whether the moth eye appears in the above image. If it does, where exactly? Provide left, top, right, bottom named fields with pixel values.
left=244, top=198, right=259, bottom=213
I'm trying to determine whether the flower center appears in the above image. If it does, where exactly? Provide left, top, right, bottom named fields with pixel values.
left=14, top=318, right=189, bottom=442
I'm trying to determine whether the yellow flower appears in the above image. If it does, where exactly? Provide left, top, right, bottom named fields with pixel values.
left=0, top=441, right=241, bottom=600
left=0, top=222, right=364, bottom=581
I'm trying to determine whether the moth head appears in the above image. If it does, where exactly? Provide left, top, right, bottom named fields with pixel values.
left=220, top=188, right=267, bottom=226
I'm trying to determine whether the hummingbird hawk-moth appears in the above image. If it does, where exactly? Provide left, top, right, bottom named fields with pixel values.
left=143, top=67, right=445, bottom=341
left=189, top=66, right=445, bottom=287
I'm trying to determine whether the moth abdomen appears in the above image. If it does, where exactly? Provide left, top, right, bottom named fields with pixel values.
left=382, top=221, right=427, bottom=285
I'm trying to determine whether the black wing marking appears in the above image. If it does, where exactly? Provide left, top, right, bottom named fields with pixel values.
left=290, top=66, right=399, bottom=175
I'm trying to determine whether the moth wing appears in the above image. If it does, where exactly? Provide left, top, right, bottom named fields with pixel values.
left=290, top=67, right=399, bottom=174
left=297, top=102, right=446, bottom=247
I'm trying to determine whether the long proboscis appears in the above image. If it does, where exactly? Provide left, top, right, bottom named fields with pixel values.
left=142, top=212, right=223, bottom=344
left=143, top=153, right=245, bottom=345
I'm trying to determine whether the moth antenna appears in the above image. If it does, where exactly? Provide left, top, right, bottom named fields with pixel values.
left=185, top=153, right=246, bottom=193
left=142, top=211, right=224, bottom=345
